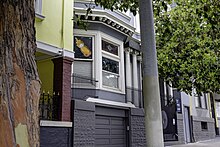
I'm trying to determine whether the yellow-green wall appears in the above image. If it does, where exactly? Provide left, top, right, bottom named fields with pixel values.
left=35, top=0, right=73, bottom=93
left=37, top=59, right=54, bottom=94
left=35, top=0, right=73, bottom=51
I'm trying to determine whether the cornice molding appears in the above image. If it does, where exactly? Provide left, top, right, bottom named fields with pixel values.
left=74, top=7, right=135, bottom=37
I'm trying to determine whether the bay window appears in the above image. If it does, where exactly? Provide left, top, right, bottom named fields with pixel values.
left=73, top=30, right=125, bottom=93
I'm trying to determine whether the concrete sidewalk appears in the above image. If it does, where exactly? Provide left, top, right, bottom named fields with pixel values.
left=166, top=137, right=220, bottom=147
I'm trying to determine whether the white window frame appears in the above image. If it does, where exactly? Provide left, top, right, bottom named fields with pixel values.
left=100, top=33, right=125, bottom=94
left=163, top=81, right=173, bottom=106
left=215, top=101, right=220, bottom=118
left=73, top=35, right=94, bottom=61
left=35, top=0, right=43, bottom=15
left=102, top=43, right=120, bottom=89
left=193, top=89, right=207, bottom=109
left=201, top=93, right=207, bottom=109
left=134, top=12, right=140, bottom=33
left=73, top=29, right=125, bottom=94
left=72, top=30, right=97, bottom=88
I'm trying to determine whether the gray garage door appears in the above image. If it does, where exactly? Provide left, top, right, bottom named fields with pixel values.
left=95, top=115, right=127, bottom=147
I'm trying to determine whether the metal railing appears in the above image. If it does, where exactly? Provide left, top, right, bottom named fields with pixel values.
left=39, top=92, right=59, bottom=120
left=160, top=94, right=176, bottom=107
left=72, top=73, right=98, bottom=87
left=126, top=87, right=143, bottom=108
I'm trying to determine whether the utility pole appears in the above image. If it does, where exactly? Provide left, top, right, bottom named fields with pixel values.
left=139, top=0, right=164, bottom=146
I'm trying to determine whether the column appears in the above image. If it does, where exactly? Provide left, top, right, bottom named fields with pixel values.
left=52, top=57, right=73, bottom=121
left=138, top=54, right=143, bottom=108
left=139, top=0, right=164, bottom=146
left=125, top=48, right=132, bottom=103
left=132, top=50, right=139, bottom=107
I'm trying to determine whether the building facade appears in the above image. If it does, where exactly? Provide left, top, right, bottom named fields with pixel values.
left=35, top=0, right=217, bottom=146
left=35, top=0, right=74, bottom=146
left=161, top=81, right=216, bottom=146
left=72, top=1, right=146, bottom=146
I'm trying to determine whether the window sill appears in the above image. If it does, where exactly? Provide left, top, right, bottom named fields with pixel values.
left=102, top=86, right=125, bottom=95
left=40, top=120, right=72, bottom=127
left=35, top=13, right=45, bottom=21
left=195, top=107, right=208, bottom=110
left=71, top=84, right=97, bottom=89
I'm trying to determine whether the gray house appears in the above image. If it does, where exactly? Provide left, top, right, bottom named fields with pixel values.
left=38, top=0, right=217, bottom=146
left=71, top=1, right=145, bottom=146
left=160, top=81, right=216, bottom=146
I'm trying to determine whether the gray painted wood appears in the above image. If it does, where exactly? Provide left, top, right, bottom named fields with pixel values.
left=96, top=106, right=126, bottom=117
left=184, top=106, right=191, bottom=143
left=95, top=115, right=126, bottom=147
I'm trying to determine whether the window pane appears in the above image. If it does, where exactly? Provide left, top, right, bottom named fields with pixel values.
left=102, top=40, right=118, bottom=56
left=201, top=122, right=208, bottom=130
left=102, top=71, right=119, bottom=88
left=102, top=57, right=119, bottom=74
left=35, top=0, right=42, bottom=14
left=216, top=101, right=220, bottom=117
left=73, top=61, right=92, bottom=83
left=195, top=96, right=200, bottom=107
left=74, top=36, right=92, bottom=59
left=194, top=89, right=202, bottom=108
left=201, top=94, right=207, bottom=109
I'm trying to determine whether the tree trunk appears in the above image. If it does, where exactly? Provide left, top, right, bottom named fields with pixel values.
left=0, top=0, right=40, bottom=147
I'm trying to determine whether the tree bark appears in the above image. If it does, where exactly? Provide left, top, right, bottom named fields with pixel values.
left=0, top=0, right=40, bottom=147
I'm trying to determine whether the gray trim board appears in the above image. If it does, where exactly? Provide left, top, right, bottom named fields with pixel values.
left=192, top=116, right=215, bottom=123
left=72, top=88, right=126, bottom=103
left=96, top=106, right=126, bottom=117
left=130, top=108, right=145, bottom=116
left=124, top=39, right=140, bottom=51
left=73, top=99, right=95, bottom=112
left=94, top=102, right=130, bottom=110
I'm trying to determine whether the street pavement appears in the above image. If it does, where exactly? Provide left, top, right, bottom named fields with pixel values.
left=166, top=137, right=220, bottom=147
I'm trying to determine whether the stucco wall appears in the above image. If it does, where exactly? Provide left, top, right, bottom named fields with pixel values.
left=73, top=100, right=95, bottom=147
left=40, top=126, right=72, bottom=147
left=35, top=0, right=73, bottom=51
left=192, top=116, right=215, bottom=142
left=176, top=114, right=185, bottom=144
left=130, top=108, right=146, bottom=147
left=37, top=59, right=53, bottom=93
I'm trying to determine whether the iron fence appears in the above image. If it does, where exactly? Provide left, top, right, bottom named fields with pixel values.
left=160, top=94, right=176, bottom=107
left=39, top=92, right=59, bottom=120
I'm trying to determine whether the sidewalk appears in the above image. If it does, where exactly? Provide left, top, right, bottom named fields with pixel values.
left=166, top=137, right=220, bottom=147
